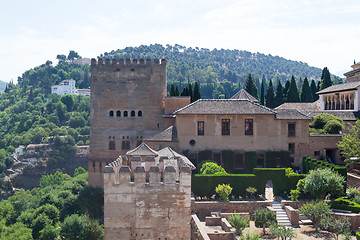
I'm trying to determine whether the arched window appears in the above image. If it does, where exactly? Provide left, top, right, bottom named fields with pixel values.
left=123, top=111, right=128, bottom=117
left=138, top=110, right=142, bottom=117
left=131, top=110, right=135, bottom=117
left=109, top=110, right=114, bottom=117
left=116, top=110, right=121, bottom=117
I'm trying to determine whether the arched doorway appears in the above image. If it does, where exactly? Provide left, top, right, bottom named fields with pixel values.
left=265, top=180, right=274, bottom=200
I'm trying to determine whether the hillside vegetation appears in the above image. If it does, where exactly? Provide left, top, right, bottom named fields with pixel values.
left=99, top=44, right=342, bottom=98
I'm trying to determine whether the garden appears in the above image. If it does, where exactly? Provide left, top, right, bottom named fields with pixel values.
left=192, top=158, right=360, bottom=239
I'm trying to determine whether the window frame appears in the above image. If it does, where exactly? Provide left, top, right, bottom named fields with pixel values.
left=197, top=121, right=204, bottom=136
left=288, top=122, right=296, bottom=137
left=221, top=119, right=230, bottom=135
left=245, top=119, right=254, bottom=135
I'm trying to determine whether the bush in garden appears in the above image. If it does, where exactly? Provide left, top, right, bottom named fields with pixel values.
left=215, top=184, right=232, bottom=201
left=299, top=201, right=330, bottom=230
left=228, top=214, right=249, bottom=236
left=200, top=162, right=227, bottom=175
left=320, top=216, right=350, bottom=240
left=253, top=208, right=276, bottom=235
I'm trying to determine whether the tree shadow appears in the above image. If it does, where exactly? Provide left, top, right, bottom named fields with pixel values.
left=301, top=229, right=332, bottom=239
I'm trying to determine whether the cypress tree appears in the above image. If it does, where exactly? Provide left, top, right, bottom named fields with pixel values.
left=193, top=82, right=201, bottom=102
left=286, top=76, right=300, bottom=102
left=310, top=80, right=319, bottom=101
left=275, top=80, right=284, bottom=107
left=319, top=67, right=332, bottom=90
left=180, top=87, right=188, bottom=96
left=300, top=77, right=312, bottom=102
left=265, top=80, right=276, bottom=108
left=260, top=80, right=265, bottom=105
left=283, top=80, right=290, bottom=100
left=170, top=84, right=176, bottom=96
left=175, top=86, right=179, bottom=96
left=188, top=83, right=193, bottom=102
left=245, top=74, right=258, bottom=99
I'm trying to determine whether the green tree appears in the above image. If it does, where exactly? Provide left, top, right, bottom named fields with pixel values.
left=189, top=83, right=193, bottom=102
left=310, top=80, right=319, bottom=101
left=193, top=82, right=201, bottom=102
left=0, top=222, right=34, bottom=240
left=265, top=80, right=276, bottom=108
left=200, top=162, right=227, bottom=175
left=253, top=208, right=276, bottom=235
left=337, top=119, right=360, bottom=165
left=175, top=86, right=179, bottom=96
left=275, top=80, right=284, bottom=107
left=169, top=84, right=176, bottom=96
left=60, top=214, right=86, bottom=240
left=260, top=80, right=265, bottom=105
left=67, top=50, right=81, bottom=60
left=300, top=168, right=345, bottom=200
left=300, top=77, right=312, bottom=102
left=286, top=76, right=300, bottom=102
left=245, top=74, right=258, bottom=99
left=270, top=223, right=296, bottom=240
left=319, top=67, right=332, bottom=90
left=61, top=95, right=74, bottom=112
left=299, top=201, right=330, bottom=230
left=56, top=102, right=67, bottom=122
left=283, top=80, right=290, bottom=99
left=56, top=54, right=67, bottom=61
left=320, top=216, right=350, bottom=240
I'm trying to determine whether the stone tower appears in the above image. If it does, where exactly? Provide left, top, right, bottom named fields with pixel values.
left=103, top=143, right=194, bottom=240
left=89, top=58, right=167, bottom=187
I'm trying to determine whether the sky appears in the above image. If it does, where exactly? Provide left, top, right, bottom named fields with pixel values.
left=0, top=0, right=359, bottom=82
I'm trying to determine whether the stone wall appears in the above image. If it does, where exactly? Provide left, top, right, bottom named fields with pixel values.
left=191, top=199, right=272, bottom=220
left=103, top=163, right=192, bottom=240
left=89, top=58, right=167, bottom=187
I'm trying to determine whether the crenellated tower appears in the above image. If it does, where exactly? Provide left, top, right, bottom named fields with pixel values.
left=103, top=143, right=194, bottom=240
left=89, top=58, right=167, bottom=187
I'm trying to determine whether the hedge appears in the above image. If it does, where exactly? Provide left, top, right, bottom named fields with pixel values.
left=184, top=150, right=291, bottom=174
left=356, top=232, right=360, bottom=240
left=331, top=197, right=360, bottom=213
left=192, top=168, right=306, bottom=197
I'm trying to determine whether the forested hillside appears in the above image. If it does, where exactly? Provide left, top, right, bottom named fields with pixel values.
left=99, top=44, right=342, bottom=98
left=0, top=52, right=90, bottom=186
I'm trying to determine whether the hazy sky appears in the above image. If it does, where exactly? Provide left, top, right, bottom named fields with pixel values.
left=1, top=0, right=359, bottom=82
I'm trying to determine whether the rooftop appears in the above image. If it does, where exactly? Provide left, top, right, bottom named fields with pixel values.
left=126, top=142, right=158, bottom=156
left=230, top=89, right=258, bottom=103
left=145, top=125, right=177, bottom=142
left=174, top=99, right=276, bottom=115
left=316, top=81, right=360, bottom=95
left=275, top=109, right=311, bottom=120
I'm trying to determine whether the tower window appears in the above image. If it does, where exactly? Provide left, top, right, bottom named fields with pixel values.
left=122, top=141, right=130, bottom=150
left=288, top=123, right=296, bottom=137
left=138, top=110, right=142, bottom=117
left=116, top=110, right=121, bottom=117
left=123, top=111, right=128, bottom=117
left=109, top=110, right=114, bottom=117
left=109, top=140, right=115, bottom=150
left=131, top=110, right=135, bottom=117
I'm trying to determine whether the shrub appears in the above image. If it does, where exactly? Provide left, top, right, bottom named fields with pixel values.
left=290, top=189, right=300, bottom=201
left=228, top=214, right=249, bottom=236
left=321, top=215, right=351, bottom=240
left=299, top=201, right=330, bottom=230
left=215, top=184, right=232, bottom=201
left=240, top=233, right=260, bottom=240
left=311, top=113, right=343, bottom=130
left=246, top=186, right=257, bottom=199
left=270, top=223, right=296, bottom=240
left=200, top=162, right=227, bottom=175
left=324, top=120, right=343, bottom=134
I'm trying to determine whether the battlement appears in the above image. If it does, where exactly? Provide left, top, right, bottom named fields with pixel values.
left=91, top=58, right=166, bottom=67
left=103, top=162, right=191, bottom=187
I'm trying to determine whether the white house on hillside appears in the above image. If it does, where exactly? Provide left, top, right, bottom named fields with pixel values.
left=51, top=79, right=90, bottom=96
